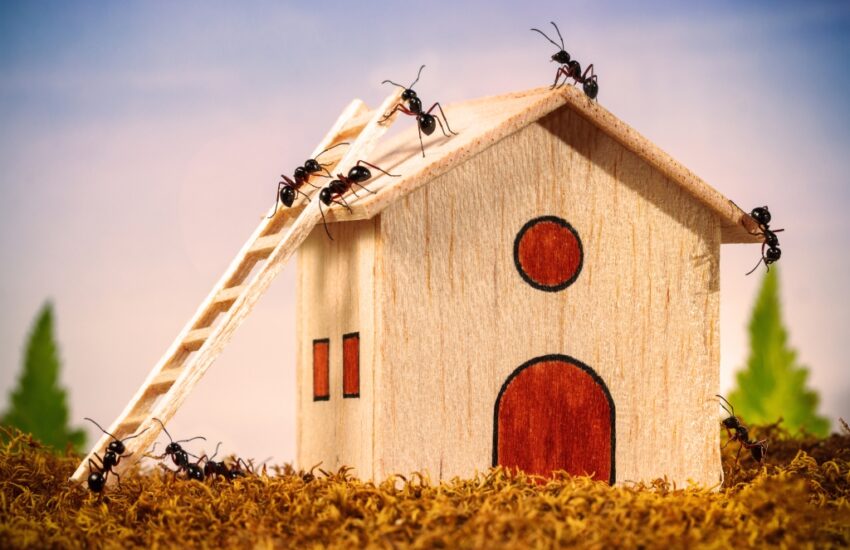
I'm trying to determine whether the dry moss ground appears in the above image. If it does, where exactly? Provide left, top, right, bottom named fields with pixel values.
left=0, top=425, right=848, bottom=549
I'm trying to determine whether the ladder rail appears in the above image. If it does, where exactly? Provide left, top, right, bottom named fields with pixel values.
left=70, top=98, right=371, bottom=483
left=71, top=90, right=403, bottom=483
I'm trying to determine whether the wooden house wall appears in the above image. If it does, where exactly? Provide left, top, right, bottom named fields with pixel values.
left=373, top=105, right=722, bottom=486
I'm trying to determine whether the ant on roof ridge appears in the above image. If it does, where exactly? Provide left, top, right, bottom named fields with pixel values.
left=531, top=21, right=599, bottom=99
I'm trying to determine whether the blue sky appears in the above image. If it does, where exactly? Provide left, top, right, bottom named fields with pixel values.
left=1, top=1, right=849, bottom=463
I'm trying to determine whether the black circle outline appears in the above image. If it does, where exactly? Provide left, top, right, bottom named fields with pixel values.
left=492, top=353, right=616, bottom=484
left=513, top=215, right=584, bottom=292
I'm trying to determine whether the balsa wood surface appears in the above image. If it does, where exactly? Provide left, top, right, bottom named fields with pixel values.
left=359, top=105, right=722, bottom=486
left=318, top=86, right=762, bottom=244
left=71, top=88, right=403, bottom=484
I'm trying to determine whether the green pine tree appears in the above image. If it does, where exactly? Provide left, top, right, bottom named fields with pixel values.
left=2, top=302, right=86, bottom=452
left=728, top=268, right=830, bottom=436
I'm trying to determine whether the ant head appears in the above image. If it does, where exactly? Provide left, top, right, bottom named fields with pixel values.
left=303, top=159, right=321, bottom=173
left=552, top=50, right=571, bottom=64
left=87, top=471, right=106, bottom=492
left=280, top=186, right=296, bottom=207
left=319, top=187, right=333, bottom=206
left=107, top=440, right=125, bottom=454
left=401, top=88, right=417, bottom=101
left=765, top=247, right=781, bottom=263
left=721, top=416, right=739, bottom=430
left=750, top=206, right=771, bottom=226
left=165, top=442, right=181, bottom=455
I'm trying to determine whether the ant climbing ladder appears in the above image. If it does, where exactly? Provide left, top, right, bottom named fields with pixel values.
left=70, top=88, right=404, bottom=484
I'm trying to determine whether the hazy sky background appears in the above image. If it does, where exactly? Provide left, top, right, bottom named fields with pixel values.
left=1, top=1, right=848, bottom=464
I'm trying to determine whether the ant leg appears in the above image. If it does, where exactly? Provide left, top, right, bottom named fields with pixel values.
left=417, top=123, right=426, bottom=158
left=351, top=182, right=376, bottom=195
left=319, top=201, right=334, bottom=241
left=380, top=104, right=416, bottom=123
left=425, top=103, right=458, bottom=136
left=355, top=160, right=401, bottom=178
left=581, top=64, right=596, bottom=81
left=113, top=470, right=122, bottom=489
left=551, top=66, right=570, bottom=89
left=267, top=182, right=285, bottom=219
left=734, top=443, right=743, bottom=466
left=332, top=196, right=353, bottom=212
left=295, top=188, right=312, bottom=202
left=745, top=256, right=765, bottom=276
left=318, top=165, right=334, bottom=179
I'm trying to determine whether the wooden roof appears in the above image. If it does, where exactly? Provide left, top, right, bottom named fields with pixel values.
left=319, top=86, right=761, bottom=244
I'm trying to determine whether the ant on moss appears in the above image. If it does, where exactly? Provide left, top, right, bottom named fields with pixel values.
left=83, top=417, right=148, bottom=492
left=716, top=395, right=767, bottom=464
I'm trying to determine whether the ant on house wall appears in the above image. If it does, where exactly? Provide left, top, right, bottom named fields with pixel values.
left=716, top=395, right=768, bottom=464
left=269, top=142, right=351, bottom=217
left=531, top=21, right=599, bottom=99
left=83, top=417, right=149, bottom=492
left=746, top=206, right=783, bottom=275
left=318, top=160, right=400, bottom=240
left=381, top=65, right=458, bottom=157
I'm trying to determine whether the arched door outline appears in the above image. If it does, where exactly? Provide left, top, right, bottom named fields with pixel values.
left=492, top=353, right=616, bottom=484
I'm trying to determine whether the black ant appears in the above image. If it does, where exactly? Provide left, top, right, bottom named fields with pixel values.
left=531, top=22, right=598, bottom=99
left=268, top=142, right=351, bottom=218
left=716, top=395, right=767, bottom=464
left=201, top=442, right=251, bottom=481
left=83, top=417, right=149, bottom=492
left=150, top=417, right=206, bottom=480
left=746, top=206, right=783, bottom=275
left=318, top=160, right=400, bottom=240
left=381, top=65, right=458, bottom=157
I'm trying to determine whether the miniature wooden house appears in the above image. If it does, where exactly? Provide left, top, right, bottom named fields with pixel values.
left=296, top=86, right=760, bottom=487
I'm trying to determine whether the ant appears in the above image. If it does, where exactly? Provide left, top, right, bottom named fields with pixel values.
left=318, top=160, right=400, bottom=240
left=746, top=206, right=783, bottom=275
left=531, top=22, right=599, bottom=99
left=201, top=442, right=251, bottom=481
left=268, top=142, right=351, bottom=218
left=716, top=395, right=767, bottom=464
left=150, top=417, right=206, bottom=480
left=381, top=65, right=458, bottom=157
left=83, top=417, right=149, bottom=492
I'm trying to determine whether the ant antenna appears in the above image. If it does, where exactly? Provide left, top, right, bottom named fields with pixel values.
left=152, top=417, right=172, bottom=442
left=550, top=21, right=565, bottom=50
left=381, top=78, right=406, bottom=89
left=745, top=257, right=765, bottom=276
left=209, top=441, right=223, bottom=462
left=314, top=142, right=351, bottom=160
left=176, top=435, right=207, bottom=445
left=84, top=417, right=118, bottom=441
left=715, top=394, right=735, bottom=416
left=409, top=64, right=425, bottom=89
left=531, top=25, right=562, bottom=50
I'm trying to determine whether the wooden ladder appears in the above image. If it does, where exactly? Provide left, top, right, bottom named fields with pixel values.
left=71, top=89, right=403, bottom=483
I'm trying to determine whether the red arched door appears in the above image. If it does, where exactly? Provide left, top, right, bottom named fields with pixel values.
left=494, top=355, right=615, bottom=483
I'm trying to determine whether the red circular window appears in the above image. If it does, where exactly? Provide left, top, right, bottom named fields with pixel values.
left=513, top=216, right=583, bottom=291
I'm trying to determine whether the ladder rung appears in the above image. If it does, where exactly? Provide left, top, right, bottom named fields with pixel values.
left=150, top=368, right=182, bottom=389
left=183, top=327, right=213, bottom=351
left=248, top=234, right=281, bottom=255
left=121, top=415, right=146, bottom=432
left=214, top=285, right=246, bottom=304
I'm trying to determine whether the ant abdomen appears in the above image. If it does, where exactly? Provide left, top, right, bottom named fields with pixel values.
left=348, top=165, right=371, bottom=183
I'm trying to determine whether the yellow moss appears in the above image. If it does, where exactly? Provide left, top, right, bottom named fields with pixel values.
left=0, top=426, right=848, bottom=548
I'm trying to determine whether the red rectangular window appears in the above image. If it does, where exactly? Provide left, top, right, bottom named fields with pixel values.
left=312, top=338, right=329, bottom=401
left=342, top=332, right=360, bottom=398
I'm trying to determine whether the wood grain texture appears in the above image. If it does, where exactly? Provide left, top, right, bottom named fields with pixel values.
left=318, top=86, right=761, bottom=244
left=72, top=87, right=402, bottom=484
left=372, top=105, right=722, bottom=487
left=296, top=219, right=378, bottom=478
left=495, top=356, right=614, bottom=483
